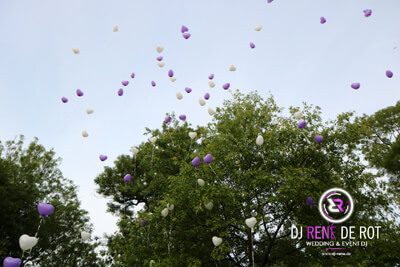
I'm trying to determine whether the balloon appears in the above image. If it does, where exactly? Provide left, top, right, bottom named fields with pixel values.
left=72, top=47, right=80, bottom=54
left=351, top=83, right=360, bottom=90
left=76, top=89, right=84, bottom=97
left=320, top=17, right=326, bottom=24
left=363, top=9, right=372, bottom=17
left=181, top=25, right=189, bottom=33
left=229, top=64, right=236, bottom=71
left=185, top=87, right=192, bottom=93
left=314, top=135, right=324, bottom=143
left=3, top=257, right=21, bottom=267
left=176, top=92, right=183, bottom=100
left=245, top=217, right=257, bottom=228
left=139, top=219, right=148, bottom=227
left=222, top=83, right=230, bottom=90
left=99, top=155, right=108, bottom=161
left=161, top=208, right=169, bottom=217
left=205, top=202, right=213, bottom=210
left=204, top=93, right=210, bottom=100
left=150, top=137, right=157, bottom=144
left=267, top=0, right=273, bottom=3
left=124, top=174, right=132, bottom=182
left=19, top=234, right=38, bottom=251
left=82, top=131, right=89, bottom=139
left=298, top=121, right=307, bottom=129
left=157, top=62, right=165, bottom=68
left=122, top=80, right=129, bottom=86
left=167, top=203, right=174, bottom=211
left=179, top=114, right=186, bottom=121
left=113, top=25, right=119, bottom=32
left=306, top=197, right=316, bottom=206
left=86, top=108, right=94, bottom=114
left=182, top=32, right=191, bottom=39
left=197, top=179, right=205, bottom=186
left=170, top=77, right=176, bottom=82
left=256, top=135, right=264, bottom=146
left=118, top=88, right=124, bottom=96
left=151, top=81, right=156, bottom=87
left=192, top=157, right=200, bottom=167
left=208, top=81, right=215, bottom=88
left=189, top=132, right=197, bottom=139
left=37, top=203, right=54, bottom=216
left=81, top=231, right=90, bottom=241
left=294, top=111, right=302, bottom=119
left=208, top=108, right=216, bottom=116
left=386, top=70, right=393, bottom=78
left=61, top=97, right=68, bottom=103
left=130, top=146, right=139, bottom=155
left=212, top=236, right=222, bottom=246
left=394, top=46, right=398, bottom=50
left=203, top=154, right=212, bottom=164
left=168, top=70, right=174, bottom=77
left=208, top=74, right=214, bottom=80
left=199, top=98, right=206, bottom=106
left=156, top=46, right=164, bottom=53
left=130, top=72, right=135, bottom=79
left=156, top=56, right=163, bottom=61
left=254, top=25, right=262, bottom=31
left=250, top=42, right=255, bottom=49
left=165, top=116, right=172, bottom=124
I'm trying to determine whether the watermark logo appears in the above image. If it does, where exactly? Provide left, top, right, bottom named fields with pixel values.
left=319, top=188, right=354, bottom=223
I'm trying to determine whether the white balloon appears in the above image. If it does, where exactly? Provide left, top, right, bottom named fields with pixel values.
left=82, top=130, right=88, bottom=138
left=229, top=64, right=237, bottom=72
left=86, top=108, right=94, bottom=114
left=199, top=98, right=206, bottom=106
left=254, top=25, right=262, bottom=31
left=256, top=135, right=264, bottom=146
left=157, top=61, right=165, bottom=68
left=113, top=25, right=119, bottom=32
left=176, top=92, right=183, bottom=100
left=150, top=137, right=157, bottom=144
left=19, top=234, right=38, bottom=251
left=156, top=46, right=164, bottom=53
left=197, top=179, right=205, bottom=186
left=167, top=203, right=174, bottom=211
left=130, top=146, right=139, bottom=155
left=170, top=77, right=176, bottom=82
left=394, top=46, right=397, bottom=50
left=161, top=208, right=169, bottom=217
left=72, top=47, right=80, bottom=54
left=189, top=132, right=197, bottom=140
left=150, top=260, right=155, bottom=266
left=81, top=231, right=90, bottom=241
left=208, top=81, right=215, bottom=88
left=245, top=217, right=257, bottom=229
left=205, top=202, right=213, bottom=210
left=212, top=236, right=222, bottom=247
left=294, top=111, right=302, bottom=119
left=208, top=108, right=216, bottom=116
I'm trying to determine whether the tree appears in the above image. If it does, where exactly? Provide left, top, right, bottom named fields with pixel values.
left=96, top=91, right=400, bottom=266
left=0, top=136, right=104, bottom=266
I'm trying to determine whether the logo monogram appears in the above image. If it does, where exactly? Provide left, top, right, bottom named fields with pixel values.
left=319, top=188, right=354, bottom=223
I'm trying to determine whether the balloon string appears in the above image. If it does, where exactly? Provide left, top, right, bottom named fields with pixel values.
left=167, top=130, right=175, bottom=146
left=251, top=230, right=254, bottom=267
left=124, top=183, right=127, bottom=217
left=195, top=168, right=198, bottom=188
left=209, top=165, right=218, bottom=178
left=185, top=139, right=193, bottom=160
left=151, top=146, right=154, bottom=170
left=133, top=155, right=137, bottom=179
left=35, top=217, right=44, bottom=238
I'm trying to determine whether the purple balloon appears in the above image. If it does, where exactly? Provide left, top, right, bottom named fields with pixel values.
left=298, top=121, right=307, bottom=129
left=204, top=93, right=210, bottom=100
left=351, top=82, right=360, bottom=90
left=222, top=83, right=230, bottom=90
left=192, top=157, right=200, bottom=167
left=208, top=74, right=214, bottom=80
left=314, top=135, right=324, bottom=144
left=306, top=197, right=316, bottom=206
left=3, top=257, right=21, bottom=267
left=151, top=81, right=156, bottom=87
left=139, top=219, right=148, bottom=227
left=185, top=87, right=192, bottom=93
left=250, top=42, right=255, bottom=49
left=99, top=155, right=108, bottom=161
left=130, top=73, right=135, bottom=79
left=179, top=114, right=186, bottom=121
left=320, top=17, right=326, bottom=24
left=37, top=203, right=54, bottom=216
left=156, top=56, right=163, bottom=62
left=124, top=174, right=132, bottom=182
left=363, top=9, right=372, bottom=17
left=165, top=116, right=172, bottom=124
left=181, top=25, right=189, bottom=33
left=183, top=32, right=191, bottom=39
left=267, top=0, right=273, bottom=3
left=76, top=89, right=84, bottom=97
left=118, top=88, right=124, bottom=96
left=61, top=97, right=68, bottom=103
left=386, top=70, right=393, bottom=78
left=203, top=154, right=212, bottom=164
left=168, top=70, right=174, bottom=77
left=122, top=80, right=129, bottom=86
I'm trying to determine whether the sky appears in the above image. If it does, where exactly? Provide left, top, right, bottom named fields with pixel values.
left=0, top=0, right=399, bottom=238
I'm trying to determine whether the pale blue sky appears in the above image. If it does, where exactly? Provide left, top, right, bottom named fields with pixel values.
left=0, top=0, right=399, bottom=237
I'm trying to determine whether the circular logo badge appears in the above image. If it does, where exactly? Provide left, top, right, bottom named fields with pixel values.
left=319, top=188, right=354, bottom=223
